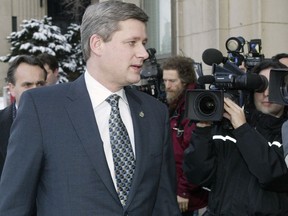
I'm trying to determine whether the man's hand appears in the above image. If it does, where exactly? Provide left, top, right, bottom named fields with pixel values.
left=177, top=195, right=189, bottom=212
left=223, top=97, right=246, bottom=129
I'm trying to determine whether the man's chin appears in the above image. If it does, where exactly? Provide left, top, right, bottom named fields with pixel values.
left=166, top=94, right=177, bottom=104
left=128, top=76, right=141, bottom=85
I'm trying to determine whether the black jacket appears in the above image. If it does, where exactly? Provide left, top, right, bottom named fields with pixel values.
left=184, top=111, right=288, bottom=215
left=0, top=103, right=14, bottom=176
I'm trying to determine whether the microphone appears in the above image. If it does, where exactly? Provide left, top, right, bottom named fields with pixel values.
left=202, top=48, right=227, bottom=66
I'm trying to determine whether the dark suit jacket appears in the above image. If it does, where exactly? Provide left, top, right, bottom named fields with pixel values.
left=0, top=103, right=14, bottom=176
left=0, top=75, right=181, bottom=216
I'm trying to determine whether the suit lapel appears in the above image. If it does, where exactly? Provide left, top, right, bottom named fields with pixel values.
left=64, top=76, right=119, bottom=202
left=124, top=90, right=150, bottom=208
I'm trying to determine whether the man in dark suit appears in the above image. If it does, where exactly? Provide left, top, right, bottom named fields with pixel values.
left=0, top=1, right=181, bottom=215
left=0, top=55, right=47, bottom=176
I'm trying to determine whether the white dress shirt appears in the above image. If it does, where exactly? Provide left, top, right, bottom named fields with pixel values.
left=84, top=71, right=135, bottom=189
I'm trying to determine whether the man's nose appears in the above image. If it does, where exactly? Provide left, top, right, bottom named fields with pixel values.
left=164, top=81, right=171, bottom=89
left=263, top=87, right=269, bottom=97
left=137, top=45, right=149, bottom=60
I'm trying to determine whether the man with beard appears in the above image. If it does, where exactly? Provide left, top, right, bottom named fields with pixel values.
left=162, top=56, right=208, bottom=216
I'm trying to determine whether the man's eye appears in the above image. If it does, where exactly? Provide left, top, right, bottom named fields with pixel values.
left=37, top=81, right=46, bottom=86
left=128, top=41, right=136, bottom=46
left=23, top=83, right=32, bottom=88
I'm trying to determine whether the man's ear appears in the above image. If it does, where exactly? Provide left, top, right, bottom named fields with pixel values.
left=54, top=68, right=59, bottom=77
left=7, top=83, right=16, bottom=98
left=90, top=34, right=103, bottom=56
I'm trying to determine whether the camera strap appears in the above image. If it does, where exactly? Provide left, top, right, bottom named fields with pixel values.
left=172, top=109, right=196, bottom=138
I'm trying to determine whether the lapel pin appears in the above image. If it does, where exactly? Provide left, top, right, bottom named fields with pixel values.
left=139, top=111, right=144, bottom=117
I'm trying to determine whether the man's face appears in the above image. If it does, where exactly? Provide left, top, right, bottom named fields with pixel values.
left=254, top=68, right=284, bottom=117
left=163, top=69, right=185, bottom=104
left=9, top=63, right=46, bottom=106
left=44, top=64, right=58, bottom=85
left=98, top=19, right=149, bottom=90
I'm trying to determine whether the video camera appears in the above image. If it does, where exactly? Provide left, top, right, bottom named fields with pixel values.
left=225, top=37, right=265, bottom=72
left=185, top=48, right=268, bottom=121
left=128, top=48, right=166, bottom=103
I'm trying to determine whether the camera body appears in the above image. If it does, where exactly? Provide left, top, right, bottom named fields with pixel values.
left=128, top=48, right=166, bottom=103
left=185, top=49, right=268, bottom=121
left=226, top=37, right=265, bottom=72
left=185, top=66, right=249, bottom=121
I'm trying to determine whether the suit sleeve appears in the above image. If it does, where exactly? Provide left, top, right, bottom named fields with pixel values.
left=183, top=126, right=216, bottom=188
left=233, top=123, right=288, bottom=191
left=152, top=107, right=181, bottom=216
left=0, top=91, right=43, bottom=215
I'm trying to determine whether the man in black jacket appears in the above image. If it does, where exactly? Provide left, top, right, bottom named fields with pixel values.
left=0, top=55, right=47, bottom=176
left=184, top=60, right=288, bottom=215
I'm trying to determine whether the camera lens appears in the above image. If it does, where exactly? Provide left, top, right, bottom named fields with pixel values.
left=195, top=92, right=218, bottom=116
left=185, top=89, right=223, bottom=121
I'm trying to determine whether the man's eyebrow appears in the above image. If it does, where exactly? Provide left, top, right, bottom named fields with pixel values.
left=126, top=36, right=148, bottom=42
left=21, top=82, right=33, bottom=85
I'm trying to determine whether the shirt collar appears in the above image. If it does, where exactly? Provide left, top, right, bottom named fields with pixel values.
left=84, top=70, right=128, bottom=108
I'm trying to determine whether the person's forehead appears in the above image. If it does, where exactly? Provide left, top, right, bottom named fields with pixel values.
left=280, top=57, right=288, bottom=66
left=259, top=68, right=271, bottom=79
left=16, top=62, right=41, bottom=71
left=163, top=69, right=179, bottom=77
left=115, top=19, right=147, bottom=35
left=15, top=63, right=45, bottom=78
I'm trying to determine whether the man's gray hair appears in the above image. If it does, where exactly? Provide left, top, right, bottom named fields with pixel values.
left=81, top=1, right=149, bottom=61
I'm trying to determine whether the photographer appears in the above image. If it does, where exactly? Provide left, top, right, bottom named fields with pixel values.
left=162, top=56, right=208, bottom=216
left=183, top=60, right=288, bottom=215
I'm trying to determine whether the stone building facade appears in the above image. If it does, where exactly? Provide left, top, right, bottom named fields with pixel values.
left=0, top=0, right=288, bottom=94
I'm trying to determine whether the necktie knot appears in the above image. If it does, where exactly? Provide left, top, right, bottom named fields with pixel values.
left=106, top=94, right=120, bottom=108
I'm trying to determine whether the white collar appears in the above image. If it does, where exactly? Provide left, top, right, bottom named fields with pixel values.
left=84, top=70, right=128, bottom=108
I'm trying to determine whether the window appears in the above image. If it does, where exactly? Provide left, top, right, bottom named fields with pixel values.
left=47, top=0, right=91, bottom=31
left=143, top=0, right=172, bottom=57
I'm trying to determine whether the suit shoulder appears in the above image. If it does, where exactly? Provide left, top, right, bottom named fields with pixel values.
left=0, top=104, right=13, bottom=120
left=23, top=82, right=72, bottom=100
left=125, top=88, right=168, bottom=118
left=126, top=87, right=166, bottom=105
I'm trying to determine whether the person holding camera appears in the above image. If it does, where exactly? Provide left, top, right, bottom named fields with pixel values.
left=162, top=56, right=209, bottom=216
left=183, top=60, right=288, bottom=215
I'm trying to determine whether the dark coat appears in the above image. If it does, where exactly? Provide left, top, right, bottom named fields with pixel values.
left=169, top=83, right=208, bottom=211
left=184, top=110, right=288, bottom=215
left=0, top=103, right=14, bottom=176
left=0, top=75, right=181, bottom=216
